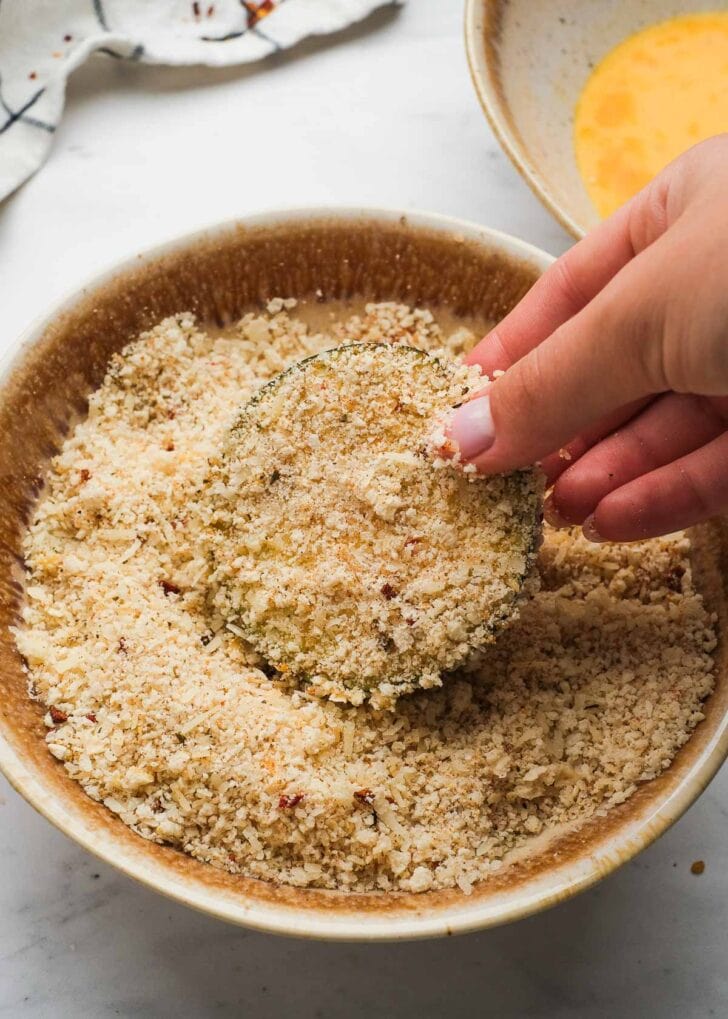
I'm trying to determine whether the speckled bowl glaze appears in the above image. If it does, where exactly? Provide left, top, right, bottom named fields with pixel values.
left=1, top=210, right=727, bottom=941
left=465, top=0, right=719, bottom=237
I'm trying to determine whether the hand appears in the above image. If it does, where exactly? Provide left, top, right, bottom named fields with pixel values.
left=447, top=135, right=728, bottom=542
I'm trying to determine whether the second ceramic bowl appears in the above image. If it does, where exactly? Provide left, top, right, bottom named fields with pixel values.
left=465, top=0, right=720, bottom=237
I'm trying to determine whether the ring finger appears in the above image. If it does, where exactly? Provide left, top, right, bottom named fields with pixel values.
left=548, top=394, right=728, bottom=525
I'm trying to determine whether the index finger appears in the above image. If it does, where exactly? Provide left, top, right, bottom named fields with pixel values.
left=466, top=181, right=667, bottom=376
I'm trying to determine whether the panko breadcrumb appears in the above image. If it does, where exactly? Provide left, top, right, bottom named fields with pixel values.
left=208, top=342, right=541, bottom=707
left=14, top=301, right=717, bottom=895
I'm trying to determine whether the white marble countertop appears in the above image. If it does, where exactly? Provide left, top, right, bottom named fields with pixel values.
left=0, top=2, right=725, bottom=1015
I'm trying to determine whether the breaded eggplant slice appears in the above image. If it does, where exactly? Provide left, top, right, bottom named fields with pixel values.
left=208, top=343, right=543, bottom=708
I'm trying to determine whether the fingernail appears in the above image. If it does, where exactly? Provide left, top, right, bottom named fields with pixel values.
left=448, top=395, right=495, bottom=460
left=543, top=493, right=570, bottom=529
left=582, top=515, right=604, bottom=543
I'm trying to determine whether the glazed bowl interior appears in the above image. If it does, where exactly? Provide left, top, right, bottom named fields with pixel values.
left=465, top=0, right=721, bottom=238
left=1, top=210, right=727, bottom=941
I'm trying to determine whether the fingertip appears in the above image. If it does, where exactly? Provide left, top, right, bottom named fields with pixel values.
left=581, top=514, right=606, bottom=543
left=584, top=484, right=658, bottom=542
left=551, top=459, right=615, bottom=524
left=543, top=492, right=572, bottom=528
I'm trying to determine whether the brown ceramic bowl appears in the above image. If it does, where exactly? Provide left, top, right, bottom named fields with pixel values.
left=1, top=210, right=727, bottom=940
left=464, top=0, right=718, bottom=238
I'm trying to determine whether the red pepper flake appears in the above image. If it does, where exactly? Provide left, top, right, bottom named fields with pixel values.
left=192, top=1, right=201, bottom=17
left=354, top=789, right=375, bottom=806
left=86, top=712, right=97, bottom=723
left=278, top=794, right=304, bottom=809
left=691, top=860, right=705, bottom=875
left=404, top=536, right=422, bottom=550
left=29, top=71, right=37, bottom=80
left=79, top=468, right=91, bottom=482
left=49, top=706, right=68, bottom=724
left=160, top=580, right=181, bottom=596
left=162, top=438, right=175, bottom=451
left=118, top=637, right=128, bottom=654
left=380, top=583, right=397, bottom=600
left=207, top=3, right=215, bottom=14
left=244, top=1, right=276, bottom=28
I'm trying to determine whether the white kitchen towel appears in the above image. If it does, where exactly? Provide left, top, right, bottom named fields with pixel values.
left=0, top=0, right=400, bottom=202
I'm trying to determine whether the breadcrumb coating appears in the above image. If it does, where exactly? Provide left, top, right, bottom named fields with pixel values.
left=208, top=342, right=541, bottom=707
left=14, top=302, right=717, bottom=895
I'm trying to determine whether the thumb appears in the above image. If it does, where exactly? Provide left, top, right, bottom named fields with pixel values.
left=448, top=238, right=673, bottom=474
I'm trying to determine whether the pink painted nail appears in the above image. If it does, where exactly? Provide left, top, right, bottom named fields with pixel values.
left=449, top=395, right=495, bottom=460
left=582, top=515, right=604, bottom=543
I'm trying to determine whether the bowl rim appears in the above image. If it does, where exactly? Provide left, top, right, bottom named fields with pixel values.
left=1, top=206, right=726, bottom=941
left=463, top=0, right=587, bottom=240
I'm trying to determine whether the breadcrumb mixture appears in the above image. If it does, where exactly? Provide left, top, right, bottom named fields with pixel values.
left=209, top=342, right=541, bottom=708
left=15, top=302, right=717, bottom=895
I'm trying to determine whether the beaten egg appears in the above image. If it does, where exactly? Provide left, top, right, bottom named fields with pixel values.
left=575, top=11, right=728, bottom=218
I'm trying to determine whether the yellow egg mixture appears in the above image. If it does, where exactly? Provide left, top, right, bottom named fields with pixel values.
left=575, top=11, right=728, bottom=218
